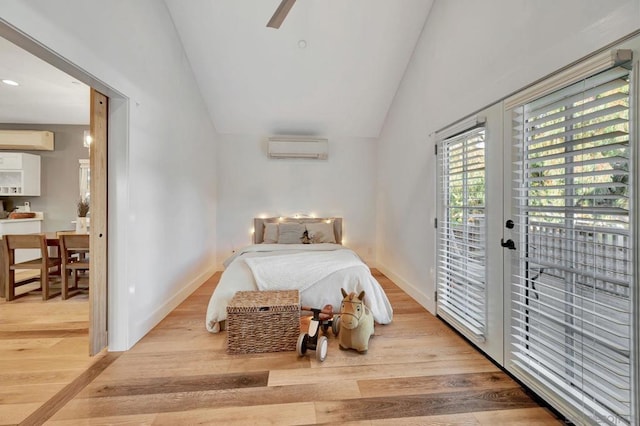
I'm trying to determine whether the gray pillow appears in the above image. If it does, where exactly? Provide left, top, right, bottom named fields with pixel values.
left=263, top=223, right=279, bottom=243
left=277, top=222, right=306, bottom=244
left=306, top=222, right=336, bottom=243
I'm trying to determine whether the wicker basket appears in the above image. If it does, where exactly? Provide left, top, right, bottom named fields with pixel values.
left=226, top=290, right=300, bottom=354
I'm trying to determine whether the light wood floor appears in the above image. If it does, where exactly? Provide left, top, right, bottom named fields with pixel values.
left=0, top=279, right=94, bottom=426
left=0, top=270, right=562, bottom=425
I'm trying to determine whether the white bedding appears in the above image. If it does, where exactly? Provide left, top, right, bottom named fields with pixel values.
left=205, top=244, right=393, bottom=333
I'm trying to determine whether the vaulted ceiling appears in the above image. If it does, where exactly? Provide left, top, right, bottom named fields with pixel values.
left=165, top=0, right=433, bottom=138
left=0, top=1, right=433, bottom=138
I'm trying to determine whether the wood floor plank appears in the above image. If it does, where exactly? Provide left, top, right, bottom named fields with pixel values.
left=128, top=331, right=226, bottom=354
left=1, top=337, right=90, bottom=363
left=369, top=408, right=561, bottom=426
left=358, top=372, right=521, bottom=398
left=268, top=358, right=499, bottom=387
left=371, top=412, right=479, bottom=425
left=309, top=336, right=485, bottom=369
left=0, top=370, right=82, bottom=387
left=314, top=388, right=541, bottom=423
left=0, top=402, right=42, bottom=425
left=226, top=352, right=311, bottom=373
left=2, top=356, right=93, bottom=373
left=473, top=407, right=561, bottom=425
left=46, top=413, right=157, bottom=425
left=151, top=402, right=317, bottom=426
left=0, top=337, right=63, bottom=351
left=93, top=353, right=234, bottom=381
left=0, top=321, right=89, bottom=340
left=51, top=381, right=361, bottom=420
left=82, top=371, right=270, bottom=398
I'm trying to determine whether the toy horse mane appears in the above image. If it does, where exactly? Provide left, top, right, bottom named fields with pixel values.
left=342, top=289, right=365, bottom=305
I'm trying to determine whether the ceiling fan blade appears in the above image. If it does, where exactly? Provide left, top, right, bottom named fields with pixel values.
left=266, top=0, right=296, bottom=29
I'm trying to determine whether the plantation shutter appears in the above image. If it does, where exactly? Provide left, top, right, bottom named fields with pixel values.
left=510, top=65, right=633, bottom=425
left=436, top=125, right=487, bottom=339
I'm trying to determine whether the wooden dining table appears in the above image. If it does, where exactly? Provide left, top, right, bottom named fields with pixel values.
left=44, top=231, right=81, bottom=251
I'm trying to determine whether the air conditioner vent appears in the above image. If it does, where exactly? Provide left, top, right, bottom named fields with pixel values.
left=0, top=130, right=54, bottom=151
left=267, top=137, right=328, bottom=160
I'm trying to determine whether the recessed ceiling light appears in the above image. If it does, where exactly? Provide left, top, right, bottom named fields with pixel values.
left=2, top=79, right=19, bottom=86
left=298, top=40, right=307, bottom=49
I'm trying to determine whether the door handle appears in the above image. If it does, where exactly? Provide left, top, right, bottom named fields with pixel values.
left=501, top=238, right=516, bottom=250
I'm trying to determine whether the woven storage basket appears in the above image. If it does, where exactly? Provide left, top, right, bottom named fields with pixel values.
left=227, top=290, right=300, bottom=354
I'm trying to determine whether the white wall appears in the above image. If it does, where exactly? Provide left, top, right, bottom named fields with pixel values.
left=0, top=0, right=219, bottom=350
left=216, top=134, right=377, bottom=267
left=376, top=0, right=640, bottom=312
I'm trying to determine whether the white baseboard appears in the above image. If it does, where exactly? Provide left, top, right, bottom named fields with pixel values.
left=364, top=258, right=377, bottom=269
left=376, top=262, right=436, bottom=315
left=128, top=261, right=218, bottom=349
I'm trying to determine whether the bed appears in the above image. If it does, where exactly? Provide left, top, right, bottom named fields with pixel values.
left=205, top=217, right=393, bottom=333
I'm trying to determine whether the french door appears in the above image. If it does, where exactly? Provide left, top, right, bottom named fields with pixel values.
left=437, top=52, right=637, bottom=425
left=436, top=102, right=504, bottom=363
left=507, top=62, right=635, bottom=425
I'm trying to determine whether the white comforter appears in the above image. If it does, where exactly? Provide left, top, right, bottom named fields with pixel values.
left=205, top=244, right=393, bottom=333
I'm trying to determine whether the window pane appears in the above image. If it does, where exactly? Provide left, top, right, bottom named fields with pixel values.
left=437, top=127, right=487, bottom=337
left=511, top=66, right=633, bottom=425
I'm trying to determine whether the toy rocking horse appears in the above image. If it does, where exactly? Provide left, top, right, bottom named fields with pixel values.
left=338, top=288, right=374, bottom=353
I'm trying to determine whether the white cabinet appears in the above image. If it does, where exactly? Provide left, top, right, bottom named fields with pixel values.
left=0, top=153, right=41, bottom=196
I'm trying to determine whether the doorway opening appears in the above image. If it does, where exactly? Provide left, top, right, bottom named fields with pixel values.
left=0, top=20, right=130, bottom=355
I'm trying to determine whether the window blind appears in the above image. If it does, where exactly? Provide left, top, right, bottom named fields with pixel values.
left=510, top=65, right=633, bottom=425
left=437, top=126, right=487, bottom=339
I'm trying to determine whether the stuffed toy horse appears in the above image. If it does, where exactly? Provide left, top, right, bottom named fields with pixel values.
left=338, top=288, right=374, bottom=353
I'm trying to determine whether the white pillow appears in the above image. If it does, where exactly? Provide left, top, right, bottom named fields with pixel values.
left=263, top=223, right=279, bottom=244
left=277, top=222, right=306, bottom=244
left=305, top=222, right=336, bottom=243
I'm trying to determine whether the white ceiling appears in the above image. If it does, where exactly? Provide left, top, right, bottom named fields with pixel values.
left=165, top=0, right=433, bottom=138
left=0, top=36, right=90, bottom=125
left=0, top=1, right=433, bottom=137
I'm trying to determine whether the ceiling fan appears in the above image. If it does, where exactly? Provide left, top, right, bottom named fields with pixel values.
left=266, top=0, right=296, bottom=29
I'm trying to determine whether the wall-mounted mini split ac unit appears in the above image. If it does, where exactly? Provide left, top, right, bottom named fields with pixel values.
left=0, top=130, right=54, bottom=150
left=267, top=137, right=328, bottom=160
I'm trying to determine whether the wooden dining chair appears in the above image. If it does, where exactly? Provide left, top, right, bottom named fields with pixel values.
left=2, top=234, right=62, bottom=301
left=59, top=234, right=90, bottom=300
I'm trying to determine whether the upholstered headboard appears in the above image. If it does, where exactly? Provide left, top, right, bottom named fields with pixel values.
left=253, top=217, right=342, bottom=244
